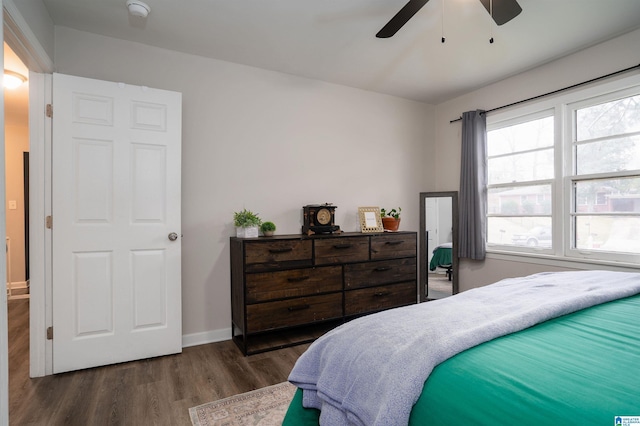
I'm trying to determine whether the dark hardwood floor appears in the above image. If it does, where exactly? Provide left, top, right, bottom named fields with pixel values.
left=8, top=298, right=310, bottom=425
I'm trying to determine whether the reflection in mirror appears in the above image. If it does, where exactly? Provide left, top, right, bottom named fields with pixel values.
left=420, top=192, right=458, bottom=302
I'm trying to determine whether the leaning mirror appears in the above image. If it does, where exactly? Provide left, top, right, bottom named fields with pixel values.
left=419, top=191, right=459, bottom=302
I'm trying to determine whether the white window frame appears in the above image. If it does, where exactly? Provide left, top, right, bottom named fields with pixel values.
left=486, top=73, right=640, bottom=268
left=486, top=108, right=558, bottom=256
left=564, top=85, right=640, bottom=264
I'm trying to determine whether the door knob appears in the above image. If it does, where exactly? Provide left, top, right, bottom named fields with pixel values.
left=168, top=232, right=179, bottom=241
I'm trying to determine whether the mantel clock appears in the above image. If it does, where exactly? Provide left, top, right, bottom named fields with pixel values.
left=302, top=204, right=340, bottom=235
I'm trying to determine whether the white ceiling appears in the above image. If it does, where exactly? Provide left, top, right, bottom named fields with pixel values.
left=28, top=0, right=640, bottom=103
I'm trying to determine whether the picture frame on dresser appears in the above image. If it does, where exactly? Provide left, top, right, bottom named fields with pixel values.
left=358, top=207, right=384, bottom=233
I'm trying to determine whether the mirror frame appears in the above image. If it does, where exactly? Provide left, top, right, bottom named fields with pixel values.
left=419, top=191, right=459, bottom=302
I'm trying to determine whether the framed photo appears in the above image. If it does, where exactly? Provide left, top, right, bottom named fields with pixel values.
left=358, top=207, right=384, bottom=233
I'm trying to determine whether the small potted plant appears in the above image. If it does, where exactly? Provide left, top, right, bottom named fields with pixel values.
left=381, top=207, right=401, bottom=232
left=260, top=221, right=276, bottom=237
left=234, top=208, right=261, bottom=238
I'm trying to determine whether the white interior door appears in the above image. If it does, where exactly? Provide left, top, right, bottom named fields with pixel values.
left=52, top=73, right=182, bottom=373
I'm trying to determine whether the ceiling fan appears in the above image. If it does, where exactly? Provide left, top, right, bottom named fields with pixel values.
left=376, top=0, right=522, bottom=38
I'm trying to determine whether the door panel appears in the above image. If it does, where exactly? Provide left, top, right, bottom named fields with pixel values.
left=52, top=73, right=182, bottom=373
left=74, top=251, right=113, bottom=337
left=131, top=143, right=166, bottom=222
left=74, top=138, right=113, bottom=222
left=131, top=249, right=166, bottom=328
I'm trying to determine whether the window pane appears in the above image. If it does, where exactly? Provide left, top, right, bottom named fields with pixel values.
left=576, top=135, right=640, bottom=175
left=487, top=217, right=552, bottom=248
left=488, top=116, right=553, bottom=156
left=576, top=94, right=640, bottom=141
left=488, top=149, right=554, bottom=184
left=488, top=185, right=552, bottom=215
left=575, top=216, right=640, bottom=253
left=574, top=177, right=640, bottom=213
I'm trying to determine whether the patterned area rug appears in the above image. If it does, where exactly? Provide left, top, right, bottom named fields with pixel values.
left=189, top=382, right=297, bottom=426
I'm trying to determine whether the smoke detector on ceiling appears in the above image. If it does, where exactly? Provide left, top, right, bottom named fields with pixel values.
left=126, top=0, right=150, bottom=18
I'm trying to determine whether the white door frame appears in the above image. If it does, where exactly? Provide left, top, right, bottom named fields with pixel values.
left=1, top=3, right=7, bottom=423
left=27, top=71, right=52, bottom=377
left=3, top=0, right=54, bottom=377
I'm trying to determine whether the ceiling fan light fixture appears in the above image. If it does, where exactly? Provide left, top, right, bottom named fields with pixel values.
left=126, top=0, right=150, bottom=18
left=3, top=70, right=27, bottom=90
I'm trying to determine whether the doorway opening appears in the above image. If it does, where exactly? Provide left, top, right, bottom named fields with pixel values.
left=5, top=42, right=29, bottom=301
left=5, top=40, right=31, bottom=402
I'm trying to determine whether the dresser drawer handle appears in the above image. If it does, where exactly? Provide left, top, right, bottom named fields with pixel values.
left=268, top=247, right=293, bottom=254
left=373, top=292, right=389, bottom=297
left=385, top=240, right=404, bottom=245
left=374, top=266, right=392, bottom=272
left=287, top=304, right=310, bottom=312
left=287, top=276, right=310, bottom=282
left=333, top=244, right=352, bottom=249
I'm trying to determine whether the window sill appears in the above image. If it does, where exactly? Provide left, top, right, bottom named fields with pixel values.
left=485, top=249, right=640, bottom=272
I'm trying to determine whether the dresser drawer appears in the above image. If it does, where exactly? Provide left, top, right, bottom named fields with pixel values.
left=246, top=266, right=342, bottom=303
left=370, top=234, right=416, bottom=260
left=344, top=257, right=416, bottom=290
left=246, top=293, right=343, bottom=333
left=345, top=282, right=416, bottom=316
left=314, top=236, right=369, bottom=265
left=244, top=240, right=312, bottom=272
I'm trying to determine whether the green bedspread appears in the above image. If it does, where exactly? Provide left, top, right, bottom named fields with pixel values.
left=283, top=293, right=640, bottom=425
left=429, top=246, right=452, bottom=271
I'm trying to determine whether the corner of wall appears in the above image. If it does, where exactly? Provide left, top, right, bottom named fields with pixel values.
left=3, top=0, right=55, bottom=73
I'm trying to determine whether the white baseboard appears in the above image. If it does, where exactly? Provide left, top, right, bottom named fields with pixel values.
left=182, top=327, right=232, bottom=348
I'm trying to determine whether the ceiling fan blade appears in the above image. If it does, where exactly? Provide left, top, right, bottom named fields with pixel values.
left=376, top=0, right=430, bottom=38
left=479, top=0, right=522, bottom=26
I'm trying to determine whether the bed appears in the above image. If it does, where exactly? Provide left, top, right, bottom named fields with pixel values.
left=429, top=242, right=453, bottom=280
left=285, top=270, right=640, bottom=425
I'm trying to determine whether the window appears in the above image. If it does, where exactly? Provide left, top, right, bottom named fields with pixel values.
left=486, top=112, right=554, bottom=250
left=570, top=91, right=640, bottom=258
left=486, top=78, right=640, bottom=265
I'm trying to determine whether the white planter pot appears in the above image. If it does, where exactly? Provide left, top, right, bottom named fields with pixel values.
left=236, top=226, right=259, bottom=238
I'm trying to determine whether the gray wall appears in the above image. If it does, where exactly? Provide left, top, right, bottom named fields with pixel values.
left=53, top=26, right=435, bottom=342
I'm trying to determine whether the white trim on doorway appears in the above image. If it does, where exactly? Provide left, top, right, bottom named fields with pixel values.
left=3, top=0, right=53, bottom=72
left=27, top=71, right=52, bottom=377
left=1, top=4, right=8, bottom=424
left=3, top=0, right=54, bottom=378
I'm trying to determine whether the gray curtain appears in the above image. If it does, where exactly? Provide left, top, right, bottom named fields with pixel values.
left=459, top=110, right=487, bottom=260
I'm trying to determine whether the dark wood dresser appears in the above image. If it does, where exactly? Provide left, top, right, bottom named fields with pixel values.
left=230, top=231, right=417, bottom=355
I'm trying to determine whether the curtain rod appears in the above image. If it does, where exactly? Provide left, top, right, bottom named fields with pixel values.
left=449, top=63, right=640, bottom=123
